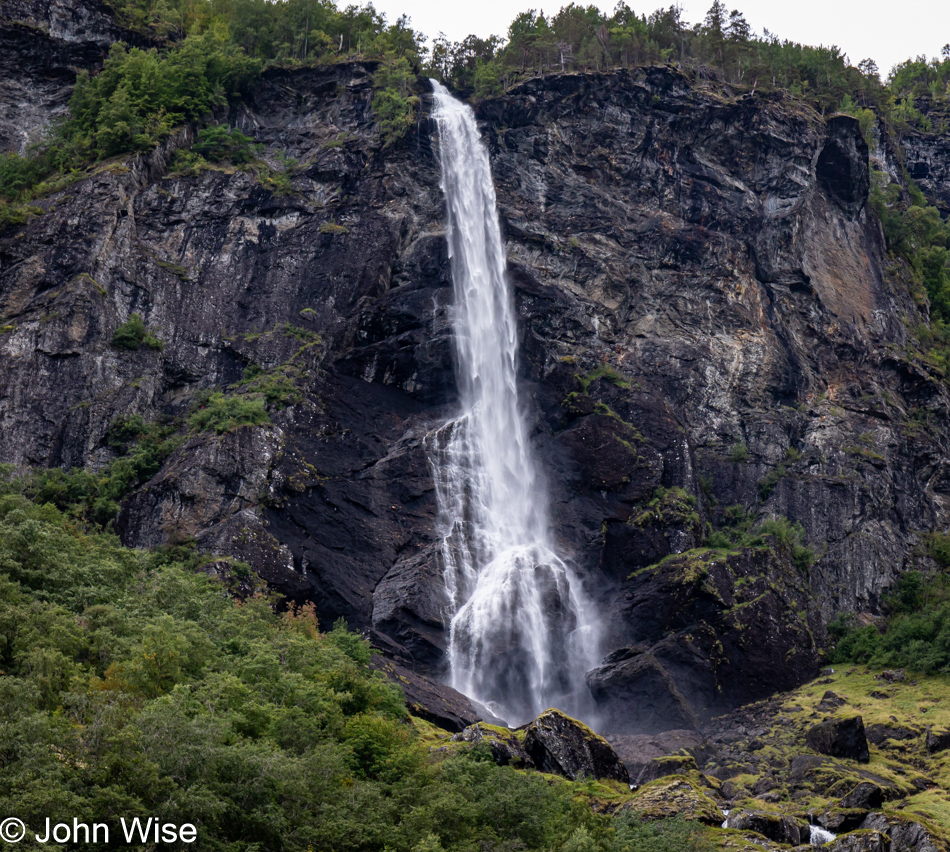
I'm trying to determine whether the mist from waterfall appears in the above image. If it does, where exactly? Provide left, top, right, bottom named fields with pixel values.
left=427, top=80, right=601, bottom=726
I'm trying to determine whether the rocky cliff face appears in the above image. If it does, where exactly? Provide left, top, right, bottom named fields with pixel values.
left=0, top=0, right=146, bottom=152
left=2, top=9, right=950, bottom=734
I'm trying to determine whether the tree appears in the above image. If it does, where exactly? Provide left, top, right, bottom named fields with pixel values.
left=703, top=0, right=728, bottom=65
left=858, top=57, right=879, bottom=80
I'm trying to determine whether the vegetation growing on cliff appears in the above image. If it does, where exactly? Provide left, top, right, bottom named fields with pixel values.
left=0, top=485, right=711, bottom=852
left=831, top=568, right=950, bottom=673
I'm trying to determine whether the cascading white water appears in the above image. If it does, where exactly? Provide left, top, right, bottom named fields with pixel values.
left=427, top=80, right=601, bottom=725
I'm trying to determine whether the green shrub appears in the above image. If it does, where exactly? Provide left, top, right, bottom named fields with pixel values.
left=0, top=152, right=46, bottom=202
left=729, top=442, right=749, bottom=463
left=112, top=312, right=163, bottom=350
left=193, top=125, right=261, bottom=164
left=929, top=532, right=950, bottom=568
left=0, top=200, right=43, bottom=231
left=831, top=571, right=950, bottom=674
left=17, top=416, right=180, bottom=527
left=708, top=508, right=816, bottom=571
left=188, top=392, right=270, bottom=433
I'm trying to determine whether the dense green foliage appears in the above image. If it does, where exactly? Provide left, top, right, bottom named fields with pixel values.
left=105, top=0, right=424, bottom=65
left=869, top=171, right=950, bottom=371
left=66, top=32, right=261, bottom=159
left=831, top=569, right=950, bottom=674
left=193, top=124, right=261, bottom=164
left=10, top=417, right=181, bottom=527
left=372, top=53, right=420, bottom=146
left=0, top=487, right=709, bottom=851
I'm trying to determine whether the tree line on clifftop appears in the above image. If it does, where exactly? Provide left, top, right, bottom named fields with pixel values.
left=1, top=0, right=949, bottom=204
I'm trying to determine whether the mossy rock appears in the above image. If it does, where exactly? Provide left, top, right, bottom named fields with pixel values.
left=622, top=774, right=722, bottom=825
left=520, top=708, right=628, bottom=783
left=824, top=829, right=890, bottom=852
left=724, top=809, right=810, bottom=845
left=451, top=722, right=533, bottom=768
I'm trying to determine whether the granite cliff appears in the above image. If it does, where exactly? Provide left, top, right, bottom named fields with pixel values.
left=2, top=0, right=950, bottom=737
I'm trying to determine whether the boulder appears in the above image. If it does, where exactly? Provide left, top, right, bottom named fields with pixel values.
left=806, top=717, right=870, bottom=763
left=861, top=813, right=942, bottom=852
left=725, top=810, right=810, bottom=846
left=818, top=808, right=870, bottom=833
left=866, top=724, right=919, bottom=746
left=925, top=726, right=950, bottom=754
left=818, top=690, right=847, bottom=710
left=880, top=669, right=905, bottom=683
left=825, top=830, right=890, bottom=852
left=372, top=657, right=480, bottom=733
left=451, top=723, right=534, bottom=768
left=591, top=546, right=820, bottom=734
left=621, top=776, right=722, bottom=825
left=635, top=753, right=699, bottom=786
left=838, top=782, right=886, bottom=811
left=606, top=728, right=714, bottom=785
left=520, top=708, right=629, bottom=782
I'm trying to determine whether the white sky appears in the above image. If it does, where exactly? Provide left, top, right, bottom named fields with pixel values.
left=370, top=0, right=950, bottom=78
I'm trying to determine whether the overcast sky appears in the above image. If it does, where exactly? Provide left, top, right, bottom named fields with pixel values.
left=370, top=0, right=950, bottom=78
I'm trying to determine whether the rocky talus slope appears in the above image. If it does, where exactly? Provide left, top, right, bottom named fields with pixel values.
left=428, top=668, right=950, bottom=851
left=3, top=0, right=950, bottom=743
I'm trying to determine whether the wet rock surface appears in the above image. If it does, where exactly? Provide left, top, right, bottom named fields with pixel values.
left=724, top=809, right=809, bottom=845
left=520, top=708, right=629, bottom=782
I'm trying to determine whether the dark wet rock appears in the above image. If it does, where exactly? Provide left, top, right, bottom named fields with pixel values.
left=819, top=691, right=847, bottom=710
left=370, top=544, right=448, bottom=670
left=587, top=643, right=700, bottom=734
left=838, top=782, right=887, bottom=811
left=372, top=657, right=480, bottom=733
left=606, top=728, right=713, bottom=784
left=818, top=808, right=871, bottom=833
left=452, top=723, right=534, bottom=768
left=861, top=813, right=942, bottom=852
left=634, top=753, right=699, bottom=786
left=725, top=810, right=810, bottom=846
left=520, top=708, right=629, bottom=782
left=806, top=717, right=870, bottom=763
left=865, top=724, right=919, bottom=746
left=824, top=830, right=890, bottom=852
left=925, top=727, right=950, bottom=754
left=903, top=107, right=950, bottom=217
left=589, top=546, right=820, bottom=732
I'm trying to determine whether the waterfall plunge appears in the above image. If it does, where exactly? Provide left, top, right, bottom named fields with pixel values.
left=427, top=81, right=601, bottom=725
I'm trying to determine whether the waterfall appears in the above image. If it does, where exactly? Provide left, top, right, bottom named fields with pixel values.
left=427, top=80, right=601, bottom=726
